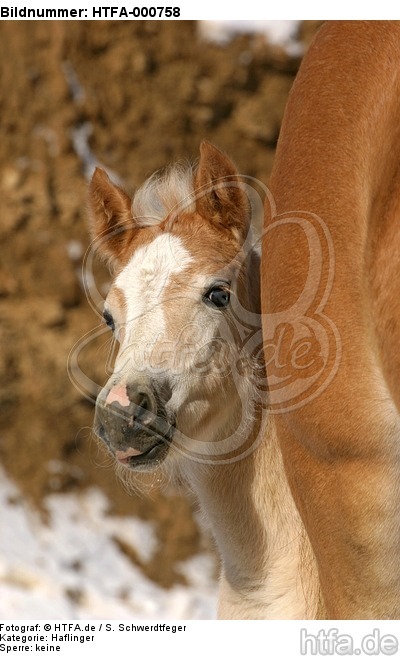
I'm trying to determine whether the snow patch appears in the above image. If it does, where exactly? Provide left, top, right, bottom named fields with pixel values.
left=0, top=468, right=217, bottom=620
left=199, top=20, right=302, bottom=56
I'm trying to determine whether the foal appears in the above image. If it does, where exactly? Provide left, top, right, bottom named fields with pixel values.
left=88, top=142, right=322, bottom=619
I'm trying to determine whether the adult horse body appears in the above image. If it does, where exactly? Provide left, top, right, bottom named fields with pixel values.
left=263, top=20, right=400, bottom=618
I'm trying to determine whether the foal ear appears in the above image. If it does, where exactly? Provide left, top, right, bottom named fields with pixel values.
left=88, top=168, right=135, bottom=267
left=194, top=141, right=249, bottom=240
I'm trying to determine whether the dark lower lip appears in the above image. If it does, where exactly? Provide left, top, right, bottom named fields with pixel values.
left=94, top=420, right=175, bottom=470
left=117, top=438, right=171, bottom=469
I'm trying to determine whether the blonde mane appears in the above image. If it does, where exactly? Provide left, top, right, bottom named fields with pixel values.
left=132, top=161, right=196, bottom=227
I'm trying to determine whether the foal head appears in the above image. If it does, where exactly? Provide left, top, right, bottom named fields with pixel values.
left=89, top=142, right=263, bottom=478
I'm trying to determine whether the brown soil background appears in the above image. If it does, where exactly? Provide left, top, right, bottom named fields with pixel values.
left=0, top=21, right=322, bottom=590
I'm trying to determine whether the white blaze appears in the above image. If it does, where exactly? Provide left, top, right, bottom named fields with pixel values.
left=114, top=233, right=193, bottom=363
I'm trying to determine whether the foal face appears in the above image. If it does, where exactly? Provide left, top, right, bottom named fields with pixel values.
left=89, top=143, right=253, bottom=472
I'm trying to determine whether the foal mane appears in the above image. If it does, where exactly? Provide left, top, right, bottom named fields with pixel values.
left=132, top=161, right=196, bottom=227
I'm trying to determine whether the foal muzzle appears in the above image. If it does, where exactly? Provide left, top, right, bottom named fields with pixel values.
left=94, top=379, right=175, bottom=469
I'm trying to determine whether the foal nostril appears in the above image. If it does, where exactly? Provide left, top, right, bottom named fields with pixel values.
left=137, top=392, right=149, bottom=411
left=130, top=390, right=156, bottom=425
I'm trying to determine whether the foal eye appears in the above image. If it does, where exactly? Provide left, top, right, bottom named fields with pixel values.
left=203, top=285, right=230, bottom=309
left=103, top=309, right=115, bottom=332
